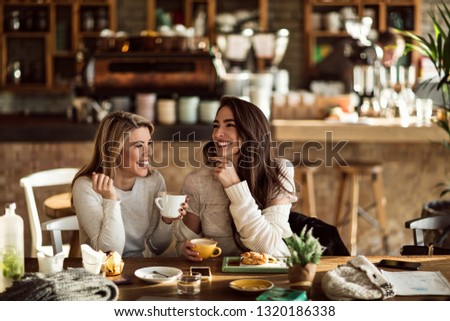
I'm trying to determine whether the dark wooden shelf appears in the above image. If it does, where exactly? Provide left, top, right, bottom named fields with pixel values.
left=0, top=114, right=212, bottom=142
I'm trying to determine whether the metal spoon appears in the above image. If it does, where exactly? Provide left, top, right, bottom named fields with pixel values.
left=151, top=270, right=171, bottom=278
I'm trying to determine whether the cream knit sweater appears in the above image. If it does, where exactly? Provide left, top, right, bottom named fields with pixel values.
left=175, top=158, right=296, bottom=257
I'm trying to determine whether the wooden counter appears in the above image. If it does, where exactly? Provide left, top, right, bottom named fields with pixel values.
left=272, top=118, right=448, bottom=143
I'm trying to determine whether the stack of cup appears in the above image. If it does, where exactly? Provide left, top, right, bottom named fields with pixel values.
left=157, top=98, right=177, bottom=125
left=179, top=96, right=200, bottom=124
left=135, top=93, right=156, bottom=122
left=249, top=72, right=274, bottom=119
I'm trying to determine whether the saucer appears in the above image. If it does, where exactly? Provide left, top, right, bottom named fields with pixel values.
left=229, top=279, right=274, bottom=293
left=135, top=266, right=182, bottom=284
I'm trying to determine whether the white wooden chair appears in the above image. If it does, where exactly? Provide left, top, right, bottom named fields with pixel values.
left=20, top=168, right=79, bottom=257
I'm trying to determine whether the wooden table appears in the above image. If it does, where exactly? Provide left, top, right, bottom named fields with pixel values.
left=43, top=192, right=80, bottom=257
left=25, top=255, right=450, bottom=301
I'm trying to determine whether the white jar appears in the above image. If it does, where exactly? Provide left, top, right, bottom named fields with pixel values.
left=157, top=99, right=177, bottom=125
left=179, top=96, right=200, bottom=124
left=199, top=100, right=220, bottom=124
left=135, top=93, right=156, bottom=122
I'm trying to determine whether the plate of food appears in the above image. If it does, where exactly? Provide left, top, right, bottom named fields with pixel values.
left=222, top=251, right=288, bottom=273
left=229, top=279, right=274, bottom=293
left=134, top=266, right=183, bottom=284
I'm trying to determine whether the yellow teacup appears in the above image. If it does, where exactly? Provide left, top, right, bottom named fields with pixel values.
left=191, top=238, right=222, bottom=259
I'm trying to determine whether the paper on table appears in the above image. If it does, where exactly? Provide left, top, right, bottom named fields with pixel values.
left=381, top=270, right=450, bottom=296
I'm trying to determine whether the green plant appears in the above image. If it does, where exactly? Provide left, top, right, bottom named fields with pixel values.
left=283, top=227, right=325, bottom=267
left=398, top=2, right=450, bottom=147
left=399, top=2, right=450, bottom=197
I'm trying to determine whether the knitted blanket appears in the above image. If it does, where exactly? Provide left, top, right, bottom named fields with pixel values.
left=0, top=268, right=119, bottom=301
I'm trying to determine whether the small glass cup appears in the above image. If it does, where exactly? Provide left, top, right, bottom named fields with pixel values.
left=416, top=98, right=433, bottom=126
left=177, top=272, right=201, bottom=295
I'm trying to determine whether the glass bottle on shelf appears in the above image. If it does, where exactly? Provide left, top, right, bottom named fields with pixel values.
left=24, top=10, right=34, bottom=31
left=7, top=61, right=22, bottom=85
left=8, top=10, right=21, bottom=31
left=96, top=8, right=109, bottom=31
left=81, top=11, right=95, bottom=32
left=36, top=10, right=48, bottom=31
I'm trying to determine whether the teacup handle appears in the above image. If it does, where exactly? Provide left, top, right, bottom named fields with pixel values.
left=210, top=247, right=222, bottom=258
left=155, top=197, right=164, bottom=211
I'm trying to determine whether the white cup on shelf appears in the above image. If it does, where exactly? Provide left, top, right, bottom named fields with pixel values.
left=199, top=100, right=220, bottom=123
left=179, top=96, right=200, bottom=124
left=157, top=99, right=177, bottom=125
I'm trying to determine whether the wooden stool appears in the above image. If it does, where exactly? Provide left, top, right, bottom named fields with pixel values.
left=335, top=162, right=388, bottom=255
left=293, top=161, right=319, bottom=218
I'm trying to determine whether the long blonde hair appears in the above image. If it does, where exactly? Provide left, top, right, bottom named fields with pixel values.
left=71, top=111, right=154, bottom=188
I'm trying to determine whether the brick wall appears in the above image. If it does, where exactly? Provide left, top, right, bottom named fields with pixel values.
left=420, top=0, right=446, bottom=35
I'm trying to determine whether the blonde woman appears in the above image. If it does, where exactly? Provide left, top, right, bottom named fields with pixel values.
left=72, top=111, right=186, bottom=257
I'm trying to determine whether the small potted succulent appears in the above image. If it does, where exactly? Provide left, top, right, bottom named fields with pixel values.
left=283, top=227, right=325, bottom=294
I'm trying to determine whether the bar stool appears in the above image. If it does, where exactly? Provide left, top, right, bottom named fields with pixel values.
left=292, top=160, right=319, bottom=218
left=335, top=162, right=388, bottom=255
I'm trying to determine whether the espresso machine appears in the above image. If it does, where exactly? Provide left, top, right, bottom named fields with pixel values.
left=344, top=17, right=380, bottom=116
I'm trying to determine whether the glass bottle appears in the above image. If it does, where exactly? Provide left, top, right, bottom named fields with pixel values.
left=82, top=11, right=94, bottom=32
left=0, top=203, right=24, bottom=293
left=36, top=10, right=48, bottom=31
left=9, top=10, right=21, bottom=31
left=7, top=61, right=22, bottom=85
left=96, top=8, right=108, bottom=31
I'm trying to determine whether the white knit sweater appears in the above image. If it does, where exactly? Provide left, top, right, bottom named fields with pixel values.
left=72, top=171, right=173, bottom=258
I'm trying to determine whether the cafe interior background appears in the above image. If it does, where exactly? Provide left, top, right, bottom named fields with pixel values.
left=0, top=0, right=449, bottom=258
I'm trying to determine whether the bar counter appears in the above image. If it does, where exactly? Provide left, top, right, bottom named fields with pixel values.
left=272, top=118, right=448, bottom=143
left=1, top=114, right=447, bottom=143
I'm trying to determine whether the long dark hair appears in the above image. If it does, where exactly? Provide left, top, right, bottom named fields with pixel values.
left=203, top=96, right=291, bottom=208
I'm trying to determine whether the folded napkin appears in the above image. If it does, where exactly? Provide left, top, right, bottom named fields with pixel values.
left=0, top=268, right=118, bottom=301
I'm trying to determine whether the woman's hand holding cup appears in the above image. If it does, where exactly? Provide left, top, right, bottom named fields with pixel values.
left=182, top=238, right=222, bottom=262
left=155, top=193, right=189, bottom=224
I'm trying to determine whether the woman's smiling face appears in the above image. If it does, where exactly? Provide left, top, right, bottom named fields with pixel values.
left=117, top=126, right=152, bottom=178
left=212, top=106, right=242, bottom=159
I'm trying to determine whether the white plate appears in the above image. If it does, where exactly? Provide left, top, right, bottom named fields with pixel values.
left=135, top=266, right=183, bottom=284
left=229, top=279, right=274, bottom=293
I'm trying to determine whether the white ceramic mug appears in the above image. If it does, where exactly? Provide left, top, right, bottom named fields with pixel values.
left=155, top=194, right=186, bottom=218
